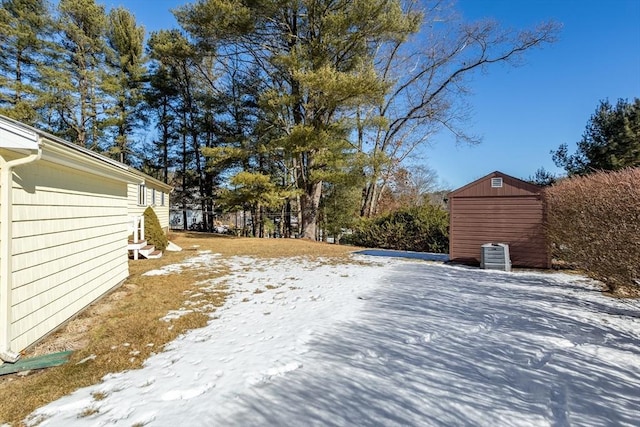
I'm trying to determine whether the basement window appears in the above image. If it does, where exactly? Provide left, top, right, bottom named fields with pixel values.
left=491, top=177, right=503, bottom=188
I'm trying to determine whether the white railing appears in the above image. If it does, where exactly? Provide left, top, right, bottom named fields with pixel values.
left=128, top=216, right=146, bottom=260
left=130, top=215, right=145, bottom=244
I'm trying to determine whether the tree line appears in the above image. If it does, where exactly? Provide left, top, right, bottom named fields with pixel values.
left=0, top=0, right=558, bottom=240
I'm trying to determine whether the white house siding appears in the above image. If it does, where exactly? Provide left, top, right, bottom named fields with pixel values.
left=127, top=182, right=170, bottom=233
left=9, top=159, right=130, bottom=351
left=0, top=192, right=2, bottom=292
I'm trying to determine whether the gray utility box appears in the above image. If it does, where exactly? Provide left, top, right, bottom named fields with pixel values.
left=481, top=243, right=511, bottom=272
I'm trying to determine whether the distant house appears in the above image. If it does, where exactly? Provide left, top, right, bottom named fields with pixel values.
left=448, top=171, right=550, bottom=269
left=0, top=115, right=170, bottom=361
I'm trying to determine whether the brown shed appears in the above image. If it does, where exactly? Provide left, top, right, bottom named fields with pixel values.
left=448, top=171, right=550, bottom=269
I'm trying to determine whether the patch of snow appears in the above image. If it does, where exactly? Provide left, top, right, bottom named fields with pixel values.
left=142, top=252, right=221, bottom=276
left=166, top=241, right=183, bottom=252
left=26, top=254, right=640, bottom=426
left=75, top=354, right=96, bottom=365
left=354, top=248, right=450, bottom=262
left=160, top=308, right=193, bottom=322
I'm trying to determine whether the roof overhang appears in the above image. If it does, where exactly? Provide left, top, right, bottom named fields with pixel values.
left=0, top=115, right=145, bottom=185
left=0, top=119, right=39, bottom=150
left=448, top=170, right=542, bottom=197
left=40, top=139, right=141, bottom=184
left=128, top=168, right=173, bottom=192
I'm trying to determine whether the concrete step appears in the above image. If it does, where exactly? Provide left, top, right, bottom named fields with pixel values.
left=127, top=240, right=147, bottom=250
left=144, top=250, right=163, bottom=259
left=128, top=240, right=162, bottom=260
left=139, top=245, right=156, bottom=257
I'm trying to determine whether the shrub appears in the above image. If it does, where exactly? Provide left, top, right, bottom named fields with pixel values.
left=349, top=204, right=449, bottom=253
left=143, top=206, right=169, bottom=251
left=545, top=168, right=640, bottom=293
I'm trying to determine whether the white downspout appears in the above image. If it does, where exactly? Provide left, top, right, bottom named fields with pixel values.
left=0, top=144, right=42, bottom=363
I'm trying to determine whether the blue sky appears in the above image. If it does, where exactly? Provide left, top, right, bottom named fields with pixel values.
left=107, top=0, right=640, bottom=189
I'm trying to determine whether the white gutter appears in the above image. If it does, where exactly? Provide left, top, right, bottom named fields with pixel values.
left=0, top=143, right=42, bottom=363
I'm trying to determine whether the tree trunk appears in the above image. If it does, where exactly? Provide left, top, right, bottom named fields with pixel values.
left=192, top=130, right=207, bottom=231
left=362, top=179, right=385, bottom=218
left=182, top=204, right=188, bottom=231
left=204, top=115, right=216, bottom=231
left=15, top=51, right=23, bottom=102
left=361, top=181, right=374, bottom=217
left=117, top=99, right=127, bottom=163
left=200, top=198, right=207, bottom=232
left=259, top=205, right=265, bottom=238
left=284, top=199, right=292, bottom=238
left=181, top=126, right=188, bottom=231
left=243, top=209, right=248, bottom=236
left=206, top=199, right=214, bottom=233
left=300, top=181, right=322, bottom=240
left=161, top=105, right=169, bottom=183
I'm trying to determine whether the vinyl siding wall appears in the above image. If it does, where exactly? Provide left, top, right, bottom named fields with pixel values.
left=0, top=188, right=2, bottom=298
left=127, top=183, right=170, bottom=233
left=9, top=160, right=130, bottom=351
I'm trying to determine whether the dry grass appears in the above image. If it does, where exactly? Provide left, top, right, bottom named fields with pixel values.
left=0, top=233, right=359, bottom=426
left=172, top=232, right=357, bottom=259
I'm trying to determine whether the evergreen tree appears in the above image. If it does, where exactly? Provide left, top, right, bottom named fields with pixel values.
left=218, top=171, right=286, bottom=237
left=41, top=0, right=111, bottom=148
left=319, top=170, right=363, bottom=243
left=527, top=167, right=557, bottom=187
left=552, top=98, right=640, bottom=176
left=144, top=64, right=181, bottom=183
left=175, top=0, right=419, bottom=240
left=148, top=29, right=213, bottom=230
left=104, top=6, right=147, bottom=164
left=0, top=0, right=51, bottom=123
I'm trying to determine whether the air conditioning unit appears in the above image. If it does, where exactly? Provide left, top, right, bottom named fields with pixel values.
left=481, top=243, right=511, bottom=272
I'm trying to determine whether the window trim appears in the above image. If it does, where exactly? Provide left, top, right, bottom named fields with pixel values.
left=138, top=184, right=146, bottom=206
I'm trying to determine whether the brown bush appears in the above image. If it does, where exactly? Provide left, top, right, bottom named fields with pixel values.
left=544, top=168, right=640, bottom=293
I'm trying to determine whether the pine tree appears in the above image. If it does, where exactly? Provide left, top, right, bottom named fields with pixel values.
left=0, top=0, right=51, bottom=123
left=553, top=98, right=640, bottom=175
left=144, top=64, right=180, bottom=183
left=147, top=29, right=209, bottom=230
left=218, top=171, right=286, bottom=237
left=175, top=0, right=419, bottom=240
left=104, top=6, right=147, bottom=164
left=41, top=0, right=111, bottom=148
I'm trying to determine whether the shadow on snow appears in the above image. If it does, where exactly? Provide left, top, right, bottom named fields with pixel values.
left=212, top=263, right=640, bottom=427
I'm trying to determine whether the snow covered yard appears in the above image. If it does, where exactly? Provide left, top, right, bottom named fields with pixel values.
left=26, top=252, right=640, bottom=426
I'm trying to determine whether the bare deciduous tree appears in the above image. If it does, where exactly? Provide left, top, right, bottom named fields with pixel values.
left=359, top=0, right=560, bottom=216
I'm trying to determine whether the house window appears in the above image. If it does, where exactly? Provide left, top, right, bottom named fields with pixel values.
left=152, top=188, right=156, bottom=205
left=138, top=184, right=146, bottom=205
left=491, top=177, right=503, bottom=188
left=161, top=192, right=165, bottom=206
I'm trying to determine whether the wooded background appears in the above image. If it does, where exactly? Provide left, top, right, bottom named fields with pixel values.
left=0, top=0, right=557, bottom=239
